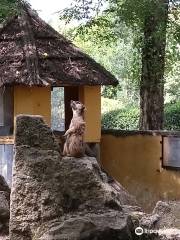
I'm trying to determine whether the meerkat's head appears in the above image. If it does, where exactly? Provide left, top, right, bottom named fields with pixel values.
left=70, top=100, right=86, bottom=116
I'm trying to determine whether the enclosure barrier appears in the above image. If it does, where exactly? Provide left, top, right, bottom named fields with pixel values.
left=101, top=130, right=180, bottom=211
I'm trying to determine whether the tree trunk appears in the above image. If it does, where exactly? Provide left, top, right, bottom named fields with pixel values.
left=139, top=0, right=169, bottom=130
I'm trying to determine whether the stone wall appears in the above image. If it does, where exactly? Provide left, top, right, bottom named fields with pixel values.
left=101, top=131, right=180, bottom=211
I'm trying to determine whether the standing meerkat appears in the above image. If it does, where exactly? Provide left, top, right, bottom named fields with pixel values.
left=63, top=100, right=86, bottom=157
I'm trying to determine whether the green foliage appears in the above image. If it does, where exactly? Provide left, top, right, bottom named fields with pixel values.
left=0, top=0, right=17, bottom=22
left=59, top=0, right=104, bottom=23
left=102, top=86, right=119, bottom=99
left=101, top=97, right=123, bottom=113
left=164, top=102, right=180, bottom=130
left=0, top=0, right=31, bottom=23
left=60, top=0, right=180, bottom=118
left=102, top=106, right=139, bottom=130
left=102, top=102, right=180, bottom=130
left=164, top=7, right=180, bottom=102
left=65, top=15, right=141, bottom=104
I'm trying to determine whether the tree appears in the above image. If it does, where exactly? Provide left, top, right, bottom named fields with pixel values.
left=139, top=0, right=169, bottom=130
left=60, top=0, right=179, bottom=130
left=64, top=17, right=141, bottom=104
left=0, top=0, right=32, bottom=24
left=0, top=0, right=17, bottom=22
left=165, top=5, right=180, bottom=102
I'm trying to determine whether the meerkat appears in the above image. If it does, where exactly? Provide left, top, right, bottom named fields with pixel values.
left=63, top=100, right=86, bottom=158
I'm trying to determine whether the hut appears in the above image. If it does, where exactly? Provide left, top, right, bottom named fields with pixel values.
left=0, top=4, right=118, bottom=183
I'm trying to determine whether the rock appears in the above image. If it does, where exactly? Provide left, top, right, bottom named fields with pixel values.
left=14, top=115, right=60, bottom=152
left=0, top=175, right=10, bottom=235
left=140, top=213, right=160, bottom=229
left=0, top=175, right=10, bottom=204
left=37, top=211, right=135, bottom=240
left=158, top=229, right=180, bottom=240
left=10, top=115, right=138, bottom=240
left=153, top=201, right=180, bottom=240
left=0, top=235, right=9, bottom=240
left=0, top=192, right=9, bottom=219
left=58, top=156, right=136, bottom=213
left=11, top=115, right=180, bottom=240
left=0, top=176, right=10, bottom=194
left=153, top=201, right=180, bottom=229
left=140, top=201, right=180, bottom=230
left=10, top=115, right=62, bottom=240
left=139, top=201, right=180, bottom=240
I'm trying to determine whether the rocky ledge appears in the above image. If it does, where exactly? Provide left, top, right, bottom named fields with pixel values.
left=2, top=115, right=178, bottom=240
left=0, top=175, right=10, bottom=236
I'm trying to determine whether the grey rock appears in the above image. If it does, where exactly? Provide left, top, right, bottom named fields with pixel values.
left=37, top=211, right=135, bottom=240
left=10, top=115, right=138, bottom=240
left=0, top=176, right=10, bottom=194
left=140, top=201, right=180, bottom=230
left=11, top=115, right=180, bottom=240
left=14, top=114, right=60, bottom=152
left=140, top=213, right=160, bottom=229
left=0, top=192, right=9, bottom=219
left=10, top=115, right=63, bottom=240
left=58, top=156, right=136, bottom=213
left=0, top=235, right=9, bottom=240
left=153, top=201, right=172, bottom=216
left=0, top=182, right=10, bottom=234
left=139, top=201, right=180, bottom=240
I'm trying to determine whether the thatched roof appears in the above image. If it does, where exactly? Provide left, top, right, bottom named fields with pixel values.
left=0, top=4, right=118, bottom=87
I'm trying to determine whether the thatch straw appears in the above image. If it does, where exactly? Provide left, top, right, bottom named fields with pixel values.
left=0, top=3, right=118, bottom=87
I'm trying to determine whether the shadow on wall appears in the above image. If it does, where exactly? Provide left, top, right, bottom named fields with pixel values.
left=101, top=130, right=180, bottom=212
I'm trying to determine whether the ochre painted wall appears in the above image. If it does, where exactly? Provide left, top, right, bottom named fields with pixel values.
left=79, top=86, right=101, bottom=143
left=101, top=133, right=180, bottom=212
left=14, top=86, right=51, bottom=125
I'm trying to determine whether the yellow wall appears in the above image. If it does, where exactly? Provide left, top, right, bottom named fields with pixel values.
left=14, top=85, right=101, bottom=142
left=101, top=133, right=180, bottom=212
left=79, top=86, right=101, bottom=142
left=14, top=86, right=51, bottom=125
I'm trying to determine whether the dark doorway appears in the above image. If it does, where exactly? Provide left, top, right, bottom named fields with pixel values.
left=0, top=87, right=14, bottom=136
left=64, top=86, right=79, bottom=130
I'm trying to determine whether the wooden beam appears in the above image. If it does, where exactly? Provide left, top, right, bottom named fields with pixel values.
left=0, top=136, right=14, bottom=144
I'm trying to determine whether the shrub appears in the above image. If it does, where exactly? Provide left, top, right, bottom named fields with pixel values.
left=164, top=102, right=180, bottom=130
left=102, top=107, right=139, bottom=130
left=102, top=102, right=180, bottom=130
